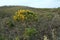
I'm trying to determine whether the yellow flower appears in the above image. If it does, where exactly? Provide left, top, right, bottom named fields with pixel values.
left=19, top=14, right=25, bottom=21
left=13, top=16, right=17, bottom=21
left=22, top=16, right=24, bottom=20
left=13, top=10, right=37, bottom=22
left=17, top=14, right=20, bottom=17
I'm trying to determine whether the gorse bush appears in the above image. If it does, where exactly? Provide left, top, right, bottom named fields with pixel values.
left=23, top=28, right=37, bottom=40
left=13, top=10, right=38, bottom=22
left=0, top=35, right=5, bottom=40
left=15, top=36, right=19, bottom=40
left=24, top=28, right=37, bottom=36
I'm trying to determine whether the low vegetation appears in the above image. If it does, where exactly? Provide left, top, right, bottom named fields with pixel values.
left=0, top=6, right=60, bottom=40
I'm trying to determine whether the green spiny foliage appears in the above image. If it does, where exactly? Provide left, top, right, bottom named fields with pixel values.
left=24, top=28, right=37, bottom=36
left=23, top=27, right=37, bottom=40
left=15, top=36, right=19, bottom=40
left=0, top=35, right=5, bottom=40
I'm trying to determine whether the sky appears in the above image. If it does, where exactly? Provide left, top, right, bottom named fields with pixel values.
left=0, top=0, right=60, bottom=8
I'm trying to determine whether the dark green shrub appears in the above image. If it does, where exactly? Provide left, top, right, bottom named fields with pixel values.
left=0, top=35, right=5, bottom=40
left=6, top=19, right=14, bottom=28
left=23, top=27, right=37, bottom=40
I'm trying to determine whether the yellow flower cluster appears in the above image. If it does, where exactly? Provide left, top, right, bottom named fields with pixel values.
left=13, top=10, right=37, bottom=22
left=13, top=10, right=25, bottom=21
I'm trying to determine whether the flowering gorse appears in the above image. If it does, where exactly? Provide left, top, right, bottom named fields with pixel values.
left=13, top=10, right=38, bottom=22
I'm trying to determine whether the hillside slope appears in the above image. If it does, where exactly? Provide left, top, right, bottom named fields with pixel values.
left=0, top=6, right=60, bottom=40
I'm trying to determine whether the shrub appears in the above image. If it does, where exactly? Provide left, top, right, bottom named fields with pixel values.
left=13, top=10, right=38, bottom=22
left=25, top=28, right=36, bottom=36
left=0, top=35, right=5, bottom=40
left=23, top=27, right=37, bottom=40
left=15, top=36, right=19, bottom=40
left=6, top=19, right=14, bottom=28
